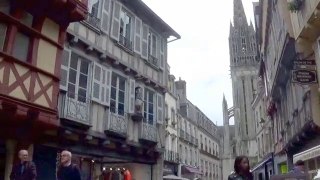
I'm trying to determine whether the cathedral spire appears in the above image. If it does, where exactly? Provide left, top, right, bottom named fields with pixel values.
left=233, top=0, right=247, bottom=27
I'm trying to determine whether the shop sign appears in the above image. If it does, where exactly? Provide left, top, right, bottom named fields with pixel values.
left=293, top=60, right=316, bottom=70
left=292, top=70, right=318, bottom=84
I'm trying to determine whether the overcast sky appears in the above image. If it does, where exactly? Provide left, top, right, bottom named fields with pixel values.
left=142, top=0, right=257, bottom=126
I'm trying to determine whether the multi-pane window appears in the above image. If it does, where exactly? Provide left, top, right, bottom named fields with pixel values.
left=110, top=73, right=126, bottom=116
left=68, top=54, right=89, bottom=102
left=148, top=31, right=157, bottom=57
left=12, top=32, right=30, bottom=62
left=144, top=89, right=155, bottom=125
left=119, top=9, right=132, bottom=49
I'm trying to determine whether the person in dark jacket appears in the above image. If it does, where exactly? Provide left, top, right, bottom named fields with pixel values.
left=290, top=160, right=305, bottom=174
left=10, top=149, right=37, bottom=180
left=57, top=150, right=81, bottom=180
left=228, top=156, right=253, bottom=180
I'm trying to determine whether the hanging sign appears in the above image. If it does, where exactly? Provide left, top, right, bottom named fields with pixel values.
left=292, top=69, right=318, bottom=84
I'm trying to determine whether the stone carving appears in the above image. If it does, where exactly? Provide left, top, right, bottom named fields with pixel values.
left=134, top=87, right=143, bottom=114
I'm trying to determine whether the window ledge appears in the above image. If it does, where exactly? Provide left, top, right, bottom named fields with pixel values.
left=144, top=59, right=160, bottom=71
left=80, top=20, right=102, bottom=35
left=115, top=41, right=134, bottom=55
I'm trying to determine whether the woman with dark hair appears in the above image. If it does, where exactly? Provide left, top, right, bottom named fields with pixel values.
left=228, top=156, right=253, bottom=180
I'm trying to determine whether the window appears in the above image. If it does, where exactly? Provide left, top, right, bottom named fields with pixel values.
left=190, top=149, right=192, bottom=165
left=205, top=137, right=207, bottom=151
left=67, top=53, right=89, bottom=102
left=119, top=9, right=132, bottom=49
left=144, top=89, right=155, bottom=125
left=12, top=32, right=30, bottom=62
left=171, top=109, right=175, bottom=123
left=110, top=73, right=126, bottom=116
left=148, top=31, right=157, bottom=57
left=0, top=23, right=7, bottom=50
left=88, top=0, right=100, bottom=18
left=185, top=147, right=187, bottom=164
left=194, top=150, right=197, bottom=166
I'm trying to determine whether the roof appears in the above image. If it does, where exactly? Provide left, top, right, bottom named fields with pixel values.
left=124, top=0, right=180, bottom=39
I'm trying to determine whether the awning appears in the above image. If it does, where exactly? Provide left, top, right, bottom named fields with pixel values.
left=183, top=165, right=203, bottom=175
left=294, top=144, right=320, bottom=162
left=163, top=175, right=189, bottom=180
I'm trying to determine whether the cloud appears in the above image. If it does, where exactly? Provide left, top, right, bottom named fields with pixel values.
left=142, top=0, right=257, bottom=126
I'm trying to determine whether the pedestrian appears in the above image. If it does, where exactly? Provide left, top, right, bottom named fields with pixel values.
left=57, top=150, right=81, bottom=180
left=228, top=155, right=253, bottom=180
left=10, top=149, right=37, bottom=180
left=290, top=160, right=305, bottom=174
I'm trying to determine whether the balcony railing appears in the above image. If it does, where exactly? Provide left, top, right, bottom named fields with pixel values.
left=148, top=54, right=158, bottom=67
left=59, top=93, right=90, bottom=125
left=105, top=111, right=128, bottom=138
left=139, top=123, right=157, bottom=143
left=84, top=13, right=101, bottom=29
left=119, top=34, right=133, bottom=51
left=179, top=129, right=185, bottom=139
left=164, top=150, right=179, bottom=163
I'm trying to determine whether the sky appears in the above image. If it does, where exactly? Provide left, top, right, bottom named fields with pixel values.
left=142, top=0, right=257, bottom=126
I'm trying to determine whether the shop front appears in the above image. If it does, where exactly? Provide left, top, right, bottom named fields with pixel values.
left=293, top=144, right=320, bottom=179
left=252, top=153, right=274, bottom=180
left=32, top=143, right=154, bottom=180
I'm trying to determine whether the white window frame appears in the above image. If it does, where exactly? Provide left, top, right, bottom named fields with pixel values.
left=67, top=54, right=90, bottom=103
left=144, top=88, right=155, bottom=125
left=110, top=73, right=126, bottom=116
left=148, top=30, right=158, bottom=57
left=119, top=8, right=133, bottom=43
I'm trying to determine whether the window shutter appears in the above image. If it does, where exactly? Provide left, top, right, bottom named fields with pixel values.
left=92, top=62, right=111, bottom=106
left=92, top=62, right=102, bottom=103
left=104, top=68, right=111, bottom=106
left=157, top=93, right=163, bottom=124
left=60, top=49, right=71, bottom=91
left=110, top=1, right=121, bottom=41
left=101, top=0, right=111, bottom=34
left=128, top=78, right=135, bottom=114
left=159, top=38, right=165, bottom=70
left=134, top=17, right=142, bottom=54
left=141, top=24, right=149, bottom=60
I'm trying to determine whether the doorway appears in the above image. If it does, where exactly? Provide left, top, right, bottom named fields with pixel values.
left=33, top=145, right=58, bottom=180
left=0, top=141, right=6, bottom=180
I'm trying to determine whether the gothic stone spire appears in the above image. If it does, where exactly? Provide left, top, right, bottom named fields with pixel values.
left=233, top=0, right=247, bottom=27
